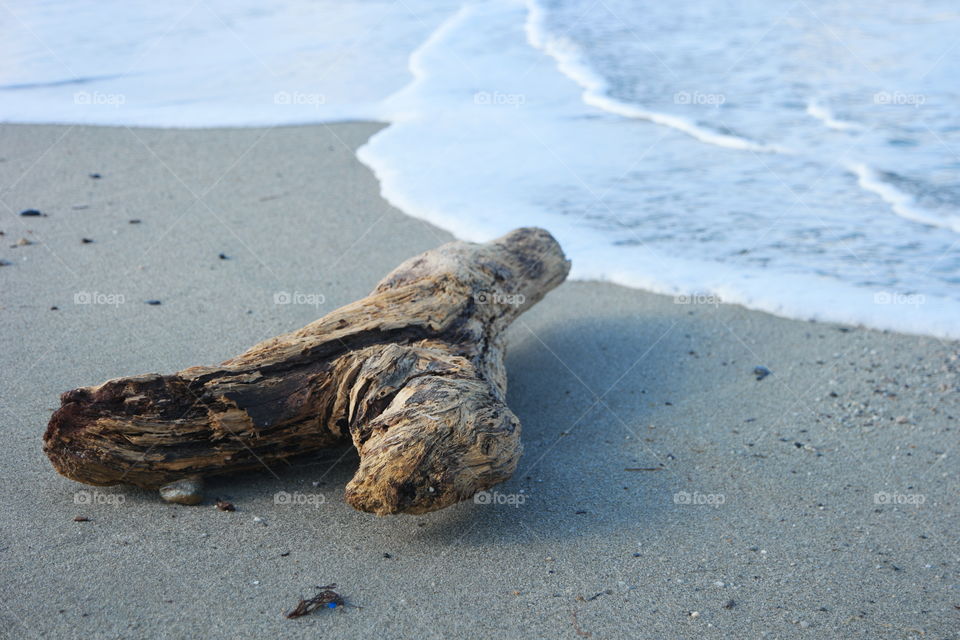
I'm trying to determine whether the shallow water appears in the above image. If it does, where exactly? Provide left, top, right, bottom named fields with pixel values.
left=3, top=0, right=958, bottom=337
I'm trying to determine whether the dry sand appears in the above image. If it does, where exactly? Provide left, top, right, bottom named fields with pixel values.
left=1, top=123, right=958, bottom=639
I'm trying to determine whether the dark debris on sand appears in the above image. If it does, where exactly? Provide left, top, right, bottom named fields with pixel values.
left=753, top=365, right=772, bottom=381
left=286, top=584, right=356, bottom=619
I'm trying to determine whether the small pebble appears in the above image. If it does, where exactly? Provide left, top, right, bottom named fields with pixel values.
left=73, top=516, right=91, bottom=522
left=753, top=366, right=772, bottom=381
left=81, top=238, right=94, bottom=244
left=159, top=478, right=203, bottom=505
left=215, top=499, right=235, bottom=512
left=145, top=300, right=162, bottom=306
left=89, top=173, right=102, bottom=179
left=218, top=253, right=229, bottom=260
left=15, top=237, right=32, bottom=247
left=689, top=611, right=700, bottom=619
left=50, top=306, right=58, bottom=311
left=383, top=553, right=391, bottom=559
left=129, top=219, right=141, bottom=224
left=19, top=209, right=44, bottom=217
left=252, top=516, right=266, bottom=526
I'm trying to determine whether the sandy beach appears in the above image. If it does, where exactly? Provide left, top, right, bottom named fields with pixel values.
left=1, top=123, right=958, bottom=639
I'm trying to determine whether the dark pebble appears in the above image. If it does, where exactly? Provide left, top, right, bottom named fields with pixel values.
left=89, top=173, right=102, bottom=179
left=20, top=209, right=44, bottom=217
left=383, top=553, right=392, bottom=559
left=81, top=238, right=94, bottom=244
left=218, top=253, right=229, bottom=260
left=753, top=365, right=771, bottom=381
left=50, top=306, right=59, bottom=311
left=73, top=516, right=91, bottom=522
left=145, top=300, right=162, bottom=305
left=129, top=219, right=141, bottom=224
left=0, top=259, right=11, bottom=267
left=724, top=600, right=736, bottom=609
left=215, top=499, right=236, bottom=512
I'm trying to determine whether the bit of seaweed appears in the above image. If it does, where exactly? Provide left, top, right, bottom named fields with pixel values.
left=286, top=585, right=356, bottom=619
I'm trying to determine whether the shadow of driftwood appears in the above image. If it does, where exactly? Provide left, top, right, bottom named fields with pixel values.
left=108, top=304, right=708, bottom=549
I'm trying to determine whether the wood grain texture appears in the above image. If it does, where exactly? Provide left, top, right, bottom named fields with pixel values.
left=43, top=227, right=570, bottom=514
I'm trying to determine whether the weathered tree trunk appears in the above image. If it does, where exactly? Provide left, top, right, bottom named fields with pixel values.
left=44, top=228, right=569, bottom=515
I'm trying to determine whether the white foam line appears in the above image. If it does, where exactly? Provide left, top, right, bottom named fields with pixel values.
left=806, top=99, right=863, bottom=131
left=849, top=162, right=960, bottom=233
left=403, top=4, right=475, bottom=105
left=586, top=93, right=780, bottom=152
left=523, top=0, right=782, bottom=154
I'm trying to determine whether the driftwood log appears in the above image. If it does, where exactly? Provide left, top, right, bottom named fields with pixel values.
left=44, top=228, right=569, bottom=515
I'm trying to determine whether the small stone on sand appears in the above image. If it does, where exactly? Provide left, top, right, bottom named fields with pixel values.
left=159, top=478, right=203, bottom=505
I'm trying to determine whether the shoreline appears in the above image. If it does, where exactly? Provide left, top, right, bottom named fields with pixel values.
left=1, top=122, right=957, bottom=639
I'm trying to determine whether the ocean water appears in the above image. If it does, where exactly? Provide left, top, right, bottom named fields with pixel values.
left=3, top=0, right=959, bottom=337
